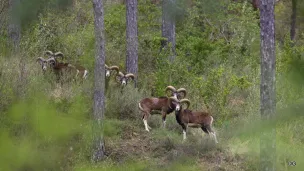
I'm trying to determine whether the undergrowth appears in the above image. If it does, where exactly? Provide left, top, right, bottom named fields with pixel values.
left=0, top=0, right=304, bottom=170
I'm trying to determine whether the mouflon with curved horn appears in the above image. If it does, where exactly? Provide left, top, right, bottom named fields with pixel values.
left=116, top=72, right=135, bottom=86
left=171, top=97, right=218, bottom=143
left=36, top=57, right=57, bottom=72
left=138, top=88, right=183, bottom=132
left=105, top=64, right=120, bottom=77
left=45, top=50, right=64, bottom=62
left=165, top=85, right=187, bottom=99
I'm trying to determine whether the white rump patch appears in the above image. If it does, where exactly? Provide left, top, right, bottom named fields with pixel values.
left=138, top=103, right=143, bottom=111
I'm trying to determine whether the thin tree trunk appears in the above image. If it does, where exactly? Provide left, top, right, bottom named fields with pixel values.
left=8, top=0, right=20, bottom=52
left=259, top=0, right=276, bottom=170
left=161, top=0, right=176, bottom=62
left=126, top=0, right=138, bottom=88
left=290, top=0, right=297, bottom=42
left=92, top=0, right=106, bottom=162
left=162, top=0, right=176, bottom=84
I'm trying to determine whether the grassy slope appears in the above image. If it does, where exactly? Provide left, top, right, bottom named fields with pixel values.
left=1, top=44, right=304, bottom=171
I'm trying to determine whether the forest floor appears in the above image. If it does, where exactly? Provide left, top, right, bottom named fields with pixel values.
left=83, top=117, right=253, bottom=171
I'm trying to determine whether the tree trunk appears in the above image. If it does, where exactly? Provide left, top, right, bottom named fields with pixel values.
left=290, top=0, right=296, bottom=42
left=8, top=0, right=20, bottom=52
left=259, top=0, right=276, bottom=171
left=126, top=0, right=138, bottom=88
left=161, top=0, right=176, bottom=62
left=92, top=0, right=106, bottom=162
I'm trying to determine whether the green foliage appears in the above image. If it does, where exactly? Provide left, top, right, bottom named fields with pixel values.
left=103, top=119, right=124, bottom=138
left=104, top=3, right=126, bottom=67
left=276, top=37, right=304, bottom=106
left=14, top=0, right=73, bottom=27
left=106, top=85, right=146, bottom=120
left=148, top=0, right=260, bottom=125
left=0, top=94, right=88, bottom=170
left=1, top=0, right=304, bottom=170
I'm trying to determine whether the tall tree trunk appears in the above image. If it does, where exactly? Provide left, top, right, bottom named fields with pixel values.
left=259, top=0, right=276, bottom=171
left=92, top=0, right=106, bottom=162
left=161, top=0, right=176, bottom=62
left=8, top=0, right=20, bottom=52
left=290, top=0, right=297, bottom=42
left=126, top=0, right=138, bottom=88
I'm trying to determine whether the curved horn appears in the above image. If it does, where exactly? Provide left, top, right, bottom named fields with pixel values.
left=47, top=57, right=56, bottom=64
left=125, top=73, right=135, bottom=80
left=169, top=96, right=179, bottom=103
left=180, top=99, right=191, bottom=109
left=36, top=57, right=46, bottom=62
left=45, top=50, right=54, bottom=56
left=117, top=72, right=125, bottom=78
left=177, top=88, right=187, bottom=98
left=165, top=85, right=177, bottom=96
left=54, top=52, right=64, bottom=60
left=109, top=66, right=119, bottom=73
left=105, top=64, right=109, bottom=69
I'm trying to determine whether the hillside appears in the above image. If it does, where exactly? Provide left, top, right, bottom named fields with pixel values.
left=0, top=0, right=304, bottom=170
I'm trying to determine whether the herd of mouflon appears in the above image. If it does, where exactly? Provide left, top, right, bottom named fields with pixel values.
left=36, top=51, right=218, bottom=143
left=36, top=50, right=135, bottom=85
